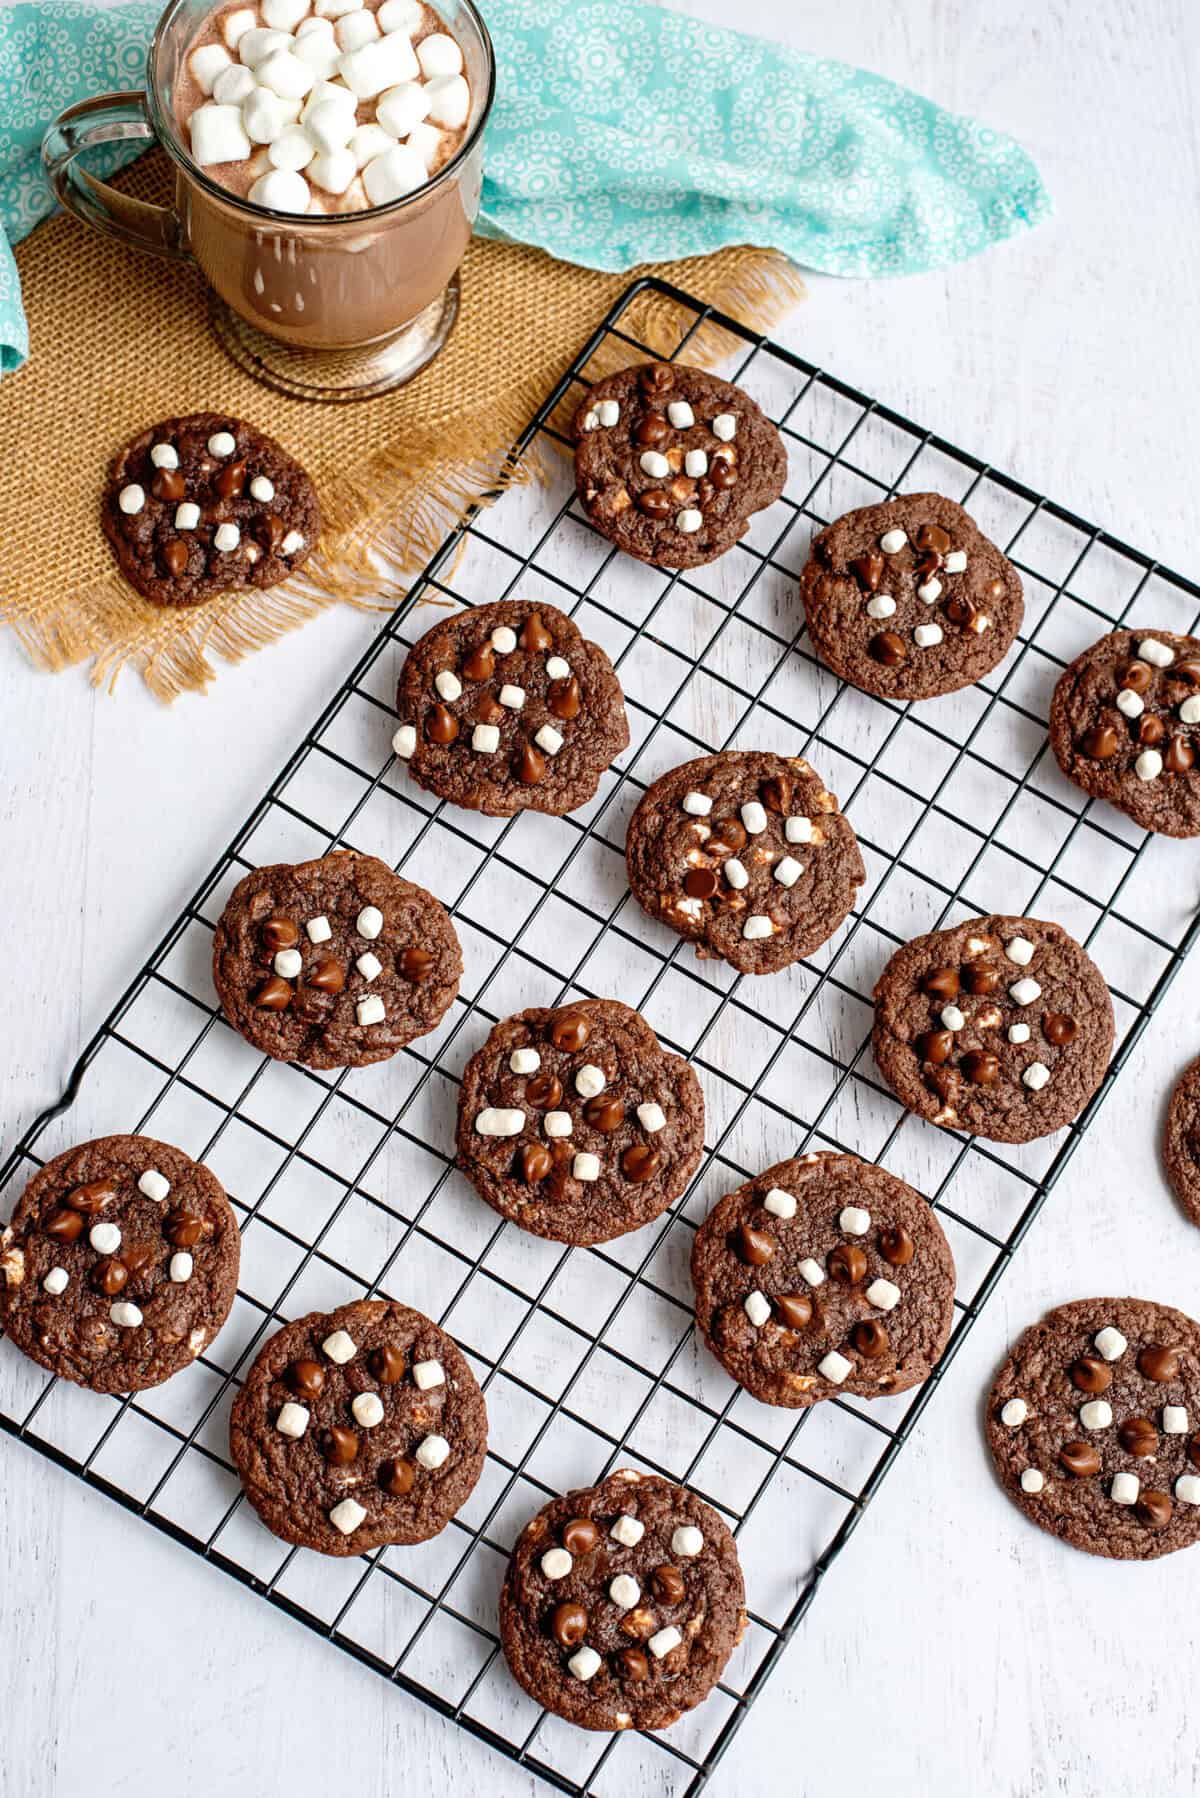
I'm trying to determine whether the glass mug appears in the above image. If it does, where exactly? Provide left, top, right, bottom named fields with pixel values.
left=42, top=0, right=495, bottom=399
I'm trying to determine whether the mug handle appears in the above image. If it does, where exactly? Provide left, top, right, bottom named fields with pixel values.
left=42, top=92, right=189, bottom=262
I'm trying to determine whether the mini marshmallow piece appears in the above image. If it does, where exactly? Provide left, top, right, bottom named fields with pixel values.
left=575, top=1064, right=606, bottom=1098
left=941, top=1004, right=966, bottom=1031
left=1176, top=1474, right=1200, bottom=1504
left=315, top=0, right=363, bottom=15
left=672, top=1525, right=704, bottom=1557
left=917, top=578, right=943, bottom=603
left=880, top=528, right=908, bottom=553
left=138, top=1168, right=171, bottom=1202
left=682, top=791, right=712, bottom=816
left=596, top=399, right=620, bottom=427
left=914, top=623, right=944, bottom=648
left=1080, top=1399, right=1113, bottom=1430
left=573, top=1152, right=601, bottom=1182
left=866, top=1278, right=901, bottom=1311
left=243, top=90, right=299, bottom=153
left=637, top=1103, right=666, bottom=1133
left=866, top=594, right=896, bottom=619
left=250, top=474, right=276, bottom=501
left=191, top=43, right=234, bottom=94
left=1178, top=695, right=1200, bottom=725
left=149, top=443, right=178, bottom=470
left=1164, top=1406, right=1190, bottom=1433
left=1008, top=978, right=1042, bottom=1006
left=363, top=142, right=428, bottom=204
left=355, top=993, right=385, bottom=1026
left=799, top=1257, right=825, bottom=1287
left=263, top=0, right=312, bottom=27
left=118, top=484, right=145, bottom=514
left=377, top=0, right=422, bottom=26
left=1136, top=749, right=1164, bottom=781
left=214, top=522, right=241, bottom=552
left=491, top=625, right=517, bottom=653
left=545, top=656, right=571, bottom=681
left=273, top=948, right=302, bottom=978
left=944, top=550, right=968, bottom=573
left=1095, top=1326, right=1128, bottom=1361
left=42, top=1267, right=69, bottom=1296
left=743, top=1290, right=771, bottom=1328
left=1005, top=937, right=1034, bottom=965
left=1008, top=1022, right=1031, bottom=1044
left=435, top=672, right=463, bottom=705
left=296, top=12, right=334, bottom=33
left=267, top=124, right=315, bottom=172
left=259, top=47, right=318, bottom=99
left=309, top=146, right=358, bottom=192
left=609, top=1573, right=640, bottom=1609
left=535, top=724, right=564, bottom=756
left=223, top=7, right=257, bottom=47
left=351, top=1391, right=385, bottom=1428
left=336, top=9, right=380, bottom=51
left=773, top=855, right=803, bottom=888
left=417, top=31, right=463, bottom=79
left=685, top=449, right=709, bottom=478
left=306, top=96, right=359, bottom=151
left=538, top=1547, right=573, bottom=1582
left=405, top=122, right=439, bottom=178
left=1111, top=1472, right=1140, bottom=1505
left=175, top=502, right=201, bottom=530
left=89, top=1222, right=121, bottom=1254
left=665, top=399, right=695, bottom=429
left=280, top=530, right=305, bottom=555
left=423, top=73, right=470, bottom=129
left=339, top=32, right=420, bottom=99
left=292, top=25, right=342, bottom=74
left=648, top=1626, right=683, bottom=1661
left=764, top=1187, right=797, bottom=1219
left=412, top=1359, right=445, bottom=1391
left=543, top=1111, right=572, bottom=1138
left=306, top=914, right=332, bottom=942
left=356, top=951, right=382, bottom=982
left=711, top=413, right=736, bottom=441
left=510, top=1047, right=541, bottom=1075
left=1139, top=637, right=1174, bottom=667
left=839, top=1206, right=871, bottom=1236
left=349, top=122, right=397, bottom=169
left=742, top=915, right=774, bottom=940
left=785, top=819, right=815, bottom=851
left=568, top=1646, right=602, bottom=1681
left=724, top=858, right=749, bottom=889
left=110, top=1301, right=143, bottom=1328
left=610, top=1514, right=644, bottom=1547
left=322, top=1328, right=357, bottom=1363
left=301, top=81, right=355, bottom=125
left=676, top=508, right=703, bottom=534
left=329, top=1498, right=367, bottom=1535
left=237, top=26, right=291, bottom=66
left=472, top=722, right=500, bottom=753
left=475, top=1107, right=525, bottom=1137
left=1023, top=1062, right=1051, bottom=1092
left=740, top=800, right=767, bottom=835
left=169, top=1251, right=194, bottom=1283
left=1001, top=1399, right=1028, bottom=1427
left=1116, top=688, right=1144, bottom=719
left=1020, top=1468, right=1045, bottom=1494
left=416, top=1433, right=450, bottom=1470
left=248, top=168, right=311, bottom=211
left=498, top=684, right=525, bottom=710
left=275, top=1401, right=310, bottom=1438
left=639, top=449, right=670, bottom=478
left=356, top=905, right=383, bottom=938
left=818, top=1350, right=852, bottom=1384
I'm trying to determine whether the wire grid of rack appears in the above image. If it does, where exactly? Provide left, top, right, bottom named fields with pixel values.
left=4, top=277, right=1200, bottom=1796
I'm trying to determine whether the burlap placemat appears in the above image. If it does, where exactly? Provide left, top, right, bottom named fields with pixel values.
left=0, top=151, right=804, bottom=700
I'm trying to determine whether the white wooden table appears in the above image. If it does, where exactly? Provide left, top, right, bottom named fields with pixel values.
left=4, top=2, right=1199, bottom=1793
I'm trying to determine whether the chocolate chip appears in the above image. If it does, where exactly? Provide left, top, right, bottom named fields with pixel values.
left=775, top=1292, right=813, bottom=1329
left=400, top=947, right=435, bottom=982
left=636, top=412, right=670, bottom=446
left=551, top=1602, right=589, bottom=1648
left=944, top=593, right=977, bottom=629
left=639, top=363, right=674, bottom=396
left=380, top=1456, right=415, bottom=1496
left=735, top=1223, right=774, bottom=1266
left=707, top=818, right=747, bottom=856
left=1118, top=1415, right=1157, bottom=1457
left=919, top=1029, right=954, bottom=1065
left=921, top=967, right=960, bottom=1000
left=519, top=1142, right=553, bottom=1183
left=262, top=916, right=300, bottom=952
left=636, top=488, right=674, bottom=519
left=163, top=540, right=188, bottom=577
left=1139, top=713, right=1166, bottom=747
left=122, top=1242, right=155, bottom=1278
left=369, top=1343, right=406, bottom=1384
left=1166, top=736, right=1196, bottom=774
left=916, top=522, right=952, bottom=556
left=287, top=1357, right=325, bottom=1398
left=759, top=774, right=792, bottom=814
left=426, top=703, right=459, bottom=744
left=650, top=1564, right=685, bottom=1604
left=461, top=643, right=495, bottom=682
left=709, top=458, right=737, bottom=491
left=215, top=459, right=247, bottom=499
left=962, top=1049, right=1000, bottom=1085
left=91, top=1257, right=128, bottom=1296
left=1136, top=1490, right=1173, bottom=1528
left=879, top=1224, right=915, bottom=1266
left=549, top=676, right=582, bottom=721
left=827, top=1242, right=867, bottom=1285
left=550, top=1012, right=590, bottom=1052
left=1069, top=1355, right=1112, bottom=1393
left=1175, top=659, right=1200, bottom=688
left=561, top=1517, right=600, bottom=1555
left=961, top=964, right=1001, bottom=995
left=307, top=958, right=345, bottom=994
left=520, top=612, right=553, bottom=652
left=321, top=1426, right=359, bottom=1465
left=1059, top=1439, right=1101, bottom=1477
left=583, top=1095, right=624, bottom=1132
left=1119, top=658, right=1153, bottom=693
left=851, top=1318, right=889, bottom=1357
left=619, top=1648, right=650, bottom=1681
left=66, top=1179, right=116, bottom=1213
left=1042, top=1013, right=1077, bottom=1046
left=684, top=867, right=719, bottom=899
left=166, top=1210, right=205, bottom=1248
left=850, top=551, right=884, bottom=592
left=622, top=1145, right=662, bottom=1182
left=914, top=549, right=943, bottom=581
left=44, top=1208, right=84, bottom=1243
left=253, top=974, right=292, bottom=1010
left=152, top=467, right=186, bottom=502
left=869, top=630, right=906, bottom=666
left=1137, top=1344, right=1180, bottom=1382
left=1081, top=724, right=1120, bottom=759
left=1188, top=1432, right=1200, bottom=1472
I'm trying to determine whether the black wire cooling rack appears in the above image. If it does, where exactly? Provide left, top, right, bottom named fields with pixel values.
left=4, top=277, right=1200, bottom=1796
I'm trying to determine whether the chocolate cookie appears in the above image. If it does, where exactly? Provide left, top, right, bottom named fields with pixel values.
left=499, top=1468, right=746, bottom=1732
left=101, top=412, right=319, bottom=607
left=230, top=1299, right=487, bottom=1557
left=394, top=600, right=629, bottom=817
left=0, top=1135, right=239, bottom=1394
left=987, top=1297, right=1200, bottom=1560
left=1048, top=629, right=1200, bottom=836
left=799, top=493, right=1024, bottom=700
left=1164, top=1057, right=1200, bottom=1226
left=456, top=999, right=704, bottom=1245
left=625, top=751, right=865, bottom=976
left=691, top=1153, right=956, bottom=1408
left=212, top=851, right=461, bottom=1070
left=872, top=914, right=1113, bottom=1143
left=572, top=362, right=787, bottom=569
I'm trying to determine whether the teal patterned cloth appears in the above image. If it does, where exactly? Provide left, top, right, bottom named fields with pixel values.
left=0, top=0, right=1051, bottom=375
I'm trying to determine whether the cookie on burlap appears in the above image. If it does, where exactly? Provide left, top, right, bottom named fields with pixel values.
left=499, top=1468, right=746, bottom=1731
left=0, top=1134, right=239, bottom=1393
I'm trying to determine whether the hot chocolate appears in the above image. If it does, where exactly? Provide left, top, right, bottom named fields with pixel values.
left=174, top=0, right=471, bottom=216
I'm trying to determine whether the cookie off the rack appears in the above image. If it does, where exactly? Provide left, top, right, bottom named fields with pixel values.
left=799, top=493, right=1023, bottom=699
left=987, top=1297, right=1200, bottom=1560
left=691, top=1153, right=956, bottom=1408
left=573, top=361, right=787, bottom=569
left=101, top=412, right=319, bottom=606
left=1049, top=628, right=1200, bottom=836
left=0, top=1134, right=239, bottom=1393
left=212, top=850, right=461, bottom=1069
left=872, top=914, right=1113, bottom=1143
left=1164, top=1055, right=1200, bottom=1226
left=394, top=600, right=629, bottom=816
left=499, top=1469, right=746, bottom=1732
left=230, top=1299, right=487, bottom=1556
left=457, top=999, right=703, bottom=1245
left=625, top=750, right=865, bottom=975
